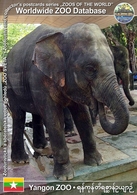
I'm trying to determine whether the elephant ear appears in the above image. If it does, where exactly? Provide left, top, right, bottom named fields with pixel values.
left=32, top=32, right=65, bottom=87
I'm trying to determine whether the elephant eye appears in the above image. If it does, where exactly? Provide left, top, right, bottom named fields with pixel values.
left=84, top=65, right=97, bottom=79
left=85, top=65, right=96, bottom=72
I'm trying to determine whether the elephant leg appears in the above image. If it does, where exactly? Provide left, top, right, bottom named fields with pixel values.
left=89, top=95, right=98, bottom=125
left=11, top=110, right=29, bottom=163
left=63, top=107, right=74, bottom=133
left=32, top=114, right=47, bottom=149
left=68, top=102, right=102, bottom=166
left=8, top=89, right=29, bottom=163
left=39, top=98, right=74, bottom=180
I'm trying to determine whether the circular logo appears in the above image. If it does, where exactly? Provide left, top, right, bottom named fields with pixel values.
left=114, top=2, right=135, bottom=24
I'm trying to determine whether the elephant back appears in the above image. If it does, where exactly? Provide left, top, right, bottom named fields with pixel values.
left=7, top=24, right=59, bottom=97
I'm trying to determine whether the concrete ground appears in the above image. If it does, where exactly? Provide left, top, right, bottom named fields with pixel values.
left=0, top=87, right=137, bottom=194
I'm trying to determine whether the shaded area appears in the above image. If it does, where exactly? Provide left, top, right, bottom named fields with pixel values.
left=0, top=90, right=137, bottom=194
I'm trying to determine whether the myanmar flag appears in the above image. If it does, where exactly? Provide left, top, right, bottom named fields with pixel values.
left=3, top=177, right=24, bottom=192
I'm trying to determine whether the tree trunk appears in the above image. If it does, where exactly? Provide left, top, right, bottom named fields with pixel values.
left=127, top=30, right=136, bottom=72
left=120, top=24, right=136, bottom=73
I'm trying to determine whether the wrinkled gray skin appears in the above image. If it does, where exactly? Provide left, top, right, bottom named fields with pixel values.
left=7, top=23, right=129, bottom=181
left=111, top=45, right=135, bottom=106
left=90, top=45, right=134, bottom=125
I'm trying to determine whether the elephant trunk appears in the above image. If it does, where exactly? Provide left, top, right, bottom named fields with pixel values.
left=121, top=73, right=135, bottom=106
left=98, top=74, right=129, bottom=135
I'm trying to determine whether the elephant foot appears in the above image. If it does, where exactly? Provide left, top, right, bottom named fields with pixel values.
left=33, top=138, right=48, bottom=149
left=84, top=150, right=102, bottom=166
left=11, top=152, right=29, bottom=164
left=53, top=162, right=74, bottom=181
left=34, top=143, right=53, bottom=158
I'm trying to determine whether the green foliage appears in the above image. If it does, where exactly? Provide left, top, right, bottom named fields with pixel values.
left=103, top=24, right=127, bottom=46
left=111, top=24, right=127, bottom=46
left=128, top=16, right=137, bottom=55
left=0, top=23, right=38, bottom=62
left=102, top=16, right=137, bottom=55
left=127, top=16, right=137, bottom=31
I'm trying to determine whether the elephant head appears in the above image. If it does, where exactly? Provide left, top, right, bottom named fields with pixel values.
left=33, top=23, right=129, bottom=135
left=110, top=45, right=135, bottom=106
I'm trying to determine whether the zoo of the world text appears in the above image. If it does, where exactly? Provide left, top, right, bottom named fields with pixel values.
left=14, top=2, right=114, bottom=15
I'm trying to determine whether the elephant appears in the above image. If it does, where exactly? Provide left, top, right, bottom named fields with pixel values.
left=110, top=45, right=135, bottom=106
left=46, top=107, right=74, bottom=134
left=7, top=23, right=129, bottom=180
left=63, top=107, right=74, bottom=134
left=90, top=45, right=135, bottom=125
